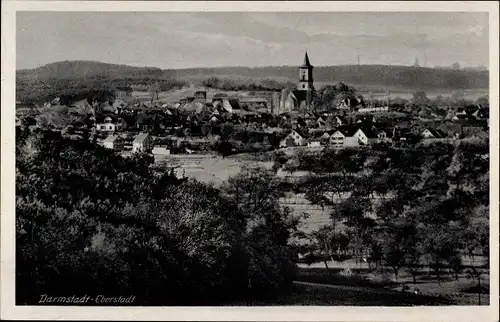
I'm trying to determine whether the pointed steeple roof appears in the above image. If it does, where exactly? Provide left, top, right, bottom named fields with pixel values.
left=302, top=51, right=312, bottom=67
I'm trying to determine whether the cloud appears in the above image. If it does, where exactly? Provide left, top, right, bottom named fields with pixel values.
left=16, top=12, right=489, bottom=69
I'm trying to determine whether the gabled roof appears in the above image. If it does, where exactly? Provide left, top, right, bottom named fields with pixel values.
left=95, top=114, right=120, bottom=123
left=335, top=115, right=349, bottom=124
left=224, top=98, right=241, bottom=109
left=102, top=135, right=118, bottom=143
left=360, top=126, right=378, bottom=139
left=331, top=129, right=347, bottom=137
left=423, top=128, right=446, bottom=138
left=287, top=128, right=306, bottom=139
left=336, top=125, right=360, bottom=137
left=313, top=131, right=331, bottom=139
left=133, top=132, right=150, bottom=143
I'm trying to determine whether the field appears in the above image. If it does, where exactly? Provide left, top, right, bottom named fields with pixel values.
left=153, top=152, right=393, bottom=236
left=153, top=152, right=338, bottom=234
left=153, top=152, right=273, bottom=187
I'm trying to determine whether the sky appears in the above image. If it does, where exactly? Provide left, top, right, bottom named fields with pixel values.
left=16, top=11, right=489, bottom=70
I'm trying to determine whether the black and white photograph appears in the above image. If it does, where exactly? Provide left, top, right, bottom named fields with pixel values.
left=1, top=1, right=499, bottom=321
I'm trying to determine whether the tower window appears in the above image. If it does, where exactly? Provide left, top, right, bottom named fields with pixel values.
left=302, top=85, right=306, bottom=89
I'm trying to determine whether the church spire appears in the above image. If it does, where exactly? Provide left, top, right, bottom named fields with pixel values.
left=302, top=51, right=312, bottom=67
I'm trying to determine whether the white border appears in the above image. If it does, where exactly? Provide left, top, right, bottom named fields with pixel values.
left=1, top=1, right=499, bottom=321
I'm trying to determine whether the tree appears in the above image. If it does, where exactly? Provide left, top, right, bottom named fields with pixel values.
left=223, top=167, right=299, bottom=292
left=215, top=141, right=233, bottom=158
left=86, top=88, right=115, bottom=109
left=412, top=91, right=430, bottom=106
left=149, top=81, right=160, bottom=104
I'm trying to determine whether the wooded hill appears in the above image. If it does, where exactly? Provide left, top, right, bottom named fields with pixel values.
left=16, top=60, right=488, bottom=104
left=18, top=60, right=489, bottom=89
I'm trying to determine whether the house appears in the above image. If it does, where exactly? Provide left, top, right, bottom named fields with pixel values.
left=240, top=97, right=269, bottom=111
left=319, top=131, right=332, bottom=142
left=213, top=100, right=222, bottom=109
left=360, top=127, right=379, bottom=145
left=101, top=135, right=123, bottom=150
left=337, top=96, right=365, bottom=110
left=279, top=129, right=305, bottom=148
left=222, top=99, right=241, bottom=114
left=421, top=128, right=446, bottom=139
left=337, top=98, right=351, bottom=110
left=132, top=133, right=154, bottom=153
left=209, top=114, right=220, bottom=123
left=375, top=128, right=394, bottom=144
left=334, top=115, right=349, bottom=127
left=316, top=116, right=327, bottom=128
left=445, top=110, right=459, bottom=121
left=164, top=108, right=174, bottom=116
left=355, top=115, right=376, bottom=125
left=455, top=107, right=467, bottom=116
left=307, top=139, right=322, bottom=148
left=352, top=128, right=372, bottom=145
left=307, top=131, right=328, bottom=147
left=471, top=106, right=488, bottom=120
left=96, top=116, right=123, bottom=132
left=329, top=129, right=357, bottom=147
left=152, top=146, right=171, bottom=156
left=329, top=127, right=372, bottom=147
left=392, top=127, right=413, bottom=142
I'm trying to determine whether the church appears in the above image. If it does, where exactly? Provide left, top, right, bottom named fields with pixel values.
left=272, top=52, right=314, bottom=114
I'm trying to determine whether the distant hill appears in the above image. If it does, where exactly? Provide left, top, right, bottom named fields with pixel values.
left=17, top=60, right=163, bottom=79
left=165, top=65, right=488, bottom=91
left=16, top=60, right=489, bottom=103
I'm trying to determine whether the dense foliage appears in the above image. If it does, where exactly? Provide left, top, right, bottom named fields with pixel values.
left=201, top=76, right=296, bottom=91
left=16, top=129, right=298, bottom=305
left=289, top=139, right=489, bottom=282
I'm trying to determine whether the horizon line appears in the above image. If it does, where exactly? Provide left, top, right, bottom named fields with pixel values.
left=16, top=59, right=490, bottom=72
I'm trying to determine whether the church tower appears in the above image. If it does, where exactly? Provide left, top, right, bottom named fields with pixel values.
left=298, top=51, right=314, bottom=91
